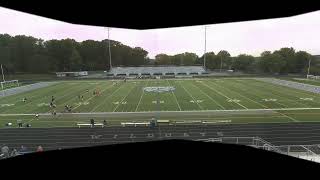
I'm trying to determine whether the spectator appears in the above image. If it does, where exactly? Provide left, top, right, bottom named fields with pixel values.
left=90, top=119, right=95, bottom=128
left=11, top=149, right=18, bottom=157
left=1, top=144, right=9, bottom=158
left=17, top=120, right=23, bottom=128
left=36, top=145, right=43, bottom=152
left=103, top=120, right=107, bottom=127
left=20, top=145, right=28, bottom=154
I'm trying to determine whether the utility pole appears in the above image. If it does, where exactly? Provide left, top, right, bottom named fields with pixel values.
left=204, top=26, right=207, bottom=69
left=307, top=58, right=311, bottom=79
left=220, top=55, right=223, bottom=72
left=107, top=27, right=112, bottom=70
left=1, top=64, right=5, bottom=82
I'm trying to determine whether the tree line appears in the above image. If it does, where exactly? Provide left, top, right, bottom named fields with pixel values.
left=0, top=34, right=319, bottom=75
left=0, top=34, right=149, bottom=73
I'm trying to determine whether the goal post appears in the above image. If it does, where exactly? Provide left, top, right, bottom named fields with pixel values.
left=1, top=80, right=19, bottom=91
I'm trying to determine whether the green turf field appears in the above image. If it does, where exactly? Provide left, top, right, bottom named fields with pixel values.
left=1, top=78, right=320, bottom=127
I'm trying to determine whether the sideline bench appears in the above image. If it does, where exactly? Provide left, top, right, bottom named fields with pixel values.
left=121, top=122, right=150, bottom=127
left=77, top=123, right=104, bottom=128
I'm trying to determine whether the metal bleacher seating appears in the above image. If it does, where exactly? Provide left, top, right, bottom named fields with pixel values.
left=107, top=66, right=206, bottom=76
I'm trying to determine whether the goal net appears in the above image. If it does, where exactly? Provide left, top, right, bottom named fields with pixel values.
left=1, top=80, right=19, bottom=90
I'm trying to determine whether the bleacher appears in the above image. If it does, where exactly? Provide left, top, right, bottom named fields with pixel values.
left=107, top=66, right=206, bottom=77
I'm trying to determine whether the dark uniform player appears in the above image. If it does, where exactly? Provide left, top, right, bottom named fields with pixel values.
left=90, top=119, right=95, bottom=128
left=103, top=120, right=107, bottom=127
left=51, top=96, right=55, bottom=103
left=52, top=110, right=57, bottom=116
left=17, top=120, right=23, bottom=128
left=22, top=97, right=27, bottom=102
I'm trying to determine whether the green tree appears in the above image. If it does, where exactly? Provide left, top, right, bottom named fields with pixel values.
left=259, top=51, right=286, bottom=73
left=217, top=50, right=231, bottom=70
left=155, top=54, right=171, bottom=65
left=294, top=51, right=312, bottom=73
left=233, top=54, right=255, bottom=72
left=181, top=52, right=198, bottom=65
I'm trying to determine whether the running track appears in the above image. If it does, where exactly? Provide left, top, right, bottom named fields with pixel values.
left=1, top=122, right=320, bottom=151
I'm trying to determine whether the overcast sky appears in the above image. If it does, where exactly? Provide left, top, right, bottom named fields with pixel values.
left=0, top=7, right=319, bottom=58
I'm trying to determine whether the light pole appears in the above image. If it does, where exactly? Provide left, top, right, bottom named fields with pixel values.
left=1, top=64, right=5, bottom=96
left=1, top=64, right=5, bottom=82
left=203, top=26, right=207, bottom=69
left=220, top=55, right=223, bottom=72
left=107, top=27, right=112, bottom=71
left=307, top=58, right=311, bottom=79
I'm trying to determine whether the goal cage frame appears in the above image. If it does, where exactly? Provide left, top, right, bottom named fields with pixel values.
left=0, top=80, right=19, bottom=91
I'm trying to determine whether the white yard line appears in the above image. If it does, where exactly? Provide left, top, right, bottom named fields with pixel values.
left=45, top=83, right=102, bottom=113
left=228, top=82, right=298, bottom=122
left=232, top=81, right=289, bottom=108
left=275, top=111, right=299, bottom=122
left=250, top=80, right=312, bottom=108
left=178, top=81, right=203, bottom=110
left=166, top=80, right=182, bottom=111
left=113, top=84, right=136, bottom=112
left=4, top=83, right=81, bottom=114
left=191, top=83, right=225, bottom=110
left=73, top=83, right=115, bottom=111
left=135, top=80, right=149, bottom=112
left=202, top=81, right=248, bottom=109
left=89, top=84, right=124, bottom=112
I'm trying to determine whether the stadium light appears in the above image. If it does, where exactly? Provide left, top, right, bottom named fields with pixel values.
left=1, top=64, right=5, bottom=82
left=307, top=58, right=311, bottom=79
left=220, top=55, right=223, bottom=72
left=203, top=26, right=207, bottom=69
left=1, top=64, right=5, bottom=97
left=107, top=27, right=112, bottom=70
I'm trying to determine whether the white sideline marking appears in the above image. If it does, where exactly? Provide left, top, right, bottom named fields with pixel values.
left=2, top=107, right=320, bottom=116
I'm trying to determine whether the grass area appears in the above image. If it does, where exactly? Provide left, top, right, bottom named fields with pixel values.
left=5, top=73, right=57, bottom=81
left=1, top=78, right=320, bottom=127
